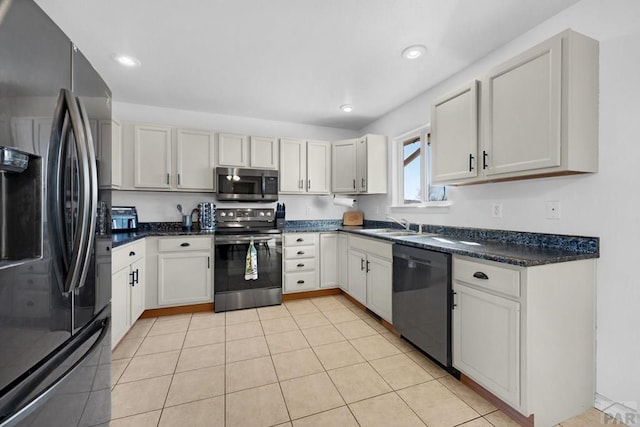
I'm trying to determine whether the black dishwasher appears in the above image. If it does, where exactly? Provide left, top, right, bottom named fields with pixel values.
left=392, top=244, right=453, bottom=369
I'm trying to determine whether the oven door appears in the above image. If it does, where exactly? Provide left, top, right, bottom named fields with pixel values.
left=214, top=234, right=282, bottom=312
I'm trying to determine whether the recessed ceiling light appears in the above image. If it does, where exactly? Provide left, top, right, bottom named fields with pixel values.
left=112, top=54, right=141, bottom=67
left=401, top=45, right=427, bottom=60
left=340, top=104, right=354, bottom=113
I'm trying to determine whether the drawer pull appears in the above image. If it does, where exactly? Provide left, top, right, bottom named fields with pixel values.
left=180, top=242, right=190, bottom=247
left=296, top=238, right=304, bottom=242
left=297, top=263, right=305, bottom=268
left=297, top=251, right=305, bottom=255
left=473, top=271, right=489, bottom=280
left=129, top=251, right=135, bottom=256
left=297, top=280, right=305, bottom=284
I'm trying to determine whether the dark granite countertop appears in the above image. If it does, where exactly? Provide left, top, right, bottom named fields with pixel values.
left=112, top=220, right=599, bottom=267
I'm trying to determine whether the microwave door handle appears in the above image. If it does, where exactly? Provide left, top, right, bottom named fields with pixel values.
left=261, top=173, right=266, bottom=199
left=74, top=97, right=98, bottom=290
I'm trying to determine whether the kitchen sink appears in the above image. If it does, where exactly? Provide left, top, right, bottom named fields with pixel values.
left=375, top=231, right=418, bottom=237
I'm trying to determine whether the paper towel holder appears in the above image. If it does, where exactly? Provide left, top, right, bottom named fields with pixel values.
left=333, top=195, right=357, bottom=208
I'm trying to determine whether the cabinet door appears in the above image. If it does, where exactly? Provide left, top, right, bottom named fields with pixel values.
left=307, top=140, right=331, bottom=194
left=332, top=139, right=357, bottom=193
left=431, top=81, right=479, bottom=183
left=218, top=133, right=248, bottom=167
left=250, top=136, right=278, bottom=169
left=98, top=120, right=111, bottom=188
left=111, top=267, right=131, bottom=348
left=111, top=119, right=122, bottom=188
left=130, top=258, right=145, bottom=323
left=319, top=233, right=338, bottom=288
left=158, top=251, right=212, bottom=305
left=279, top=138, right=305, bottom=193
left=134, top=124, right=172, bottom=188
left=483, top=36, right=561, bottom=176
left=347, top=249, right=367, bottom=304
left=356, top=137, right=367, bottom=192
left=176, top=129, right=216, bottom=191
left=453, top=282, right=520, bottom=408
left=366, top=254, right=392, bottom=322
left=337, top=234, right=349, bottom=292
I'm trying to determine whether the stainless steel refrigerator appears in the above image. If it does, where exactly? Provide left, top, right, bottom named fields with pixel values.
left=0, top=0, right=112, bottom=425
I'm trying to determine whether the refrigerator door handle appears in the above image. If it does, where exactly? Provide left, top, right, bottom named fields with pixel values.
left=48, top=89, right=92, bottom=294
left=0, top=316, right=109, bottom=427
left=73, top=97, right=98, bottom=291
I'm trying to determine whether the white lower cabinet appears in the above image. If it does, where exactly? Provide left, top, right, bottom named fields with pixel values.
left=319, top=233, right=338, bottom=289
left=157, top=236, right=213, bottom=306
left=283, top=233, right=319, bottom=293
left=452, top=255, right=596, bottom=426
left=337, top=233, right=349, bottom=292
left=453, top=281, right=520, bottom=408
left=347, top=235, right=392, bottom=321
left=111, top=239, right=146, bottom=348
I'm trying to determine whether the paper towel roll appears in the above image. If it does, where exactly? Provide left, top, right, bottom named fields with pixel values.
left=333, top=195, right=356, bottom=208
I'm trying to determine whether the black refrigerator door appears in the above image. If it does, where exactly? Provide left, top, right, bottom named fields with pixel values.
left=0, top=0, right=74, bottom=395
left=71, top=47, right=112, bottom=332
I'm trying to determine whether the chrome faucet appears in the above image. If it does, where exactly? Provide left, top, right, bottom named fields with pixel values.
left=386, top=215, right=411, bottom=230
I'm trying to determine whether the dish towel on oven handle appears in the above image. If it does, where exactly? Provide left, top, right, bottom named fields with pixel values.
left=245, top=236, right=258, bottom=280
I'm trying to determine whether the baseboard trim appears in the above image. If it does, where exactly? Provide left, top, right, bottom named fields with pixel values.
left=141, top=303, right=214, bottom=318
left=595, top=393, right=640, bottom=425
left=282, top=288, right=341, bottom=301
left=460, top=374, right=534, bottom=427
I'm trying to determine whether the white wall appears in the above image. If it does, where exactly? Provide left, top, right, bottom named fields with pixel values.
left=111, top=102, right=358, bottom=222
left=359, top=0, right=640, bottom=410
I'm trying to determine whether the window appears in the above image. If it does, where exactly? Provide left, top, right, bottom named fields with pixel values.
left=394, top=125, right=447, bottom=206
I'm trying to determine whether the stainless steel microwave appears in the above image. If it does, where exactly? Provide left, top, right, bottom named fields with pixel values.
left=215, top=167, right=278, bottom=202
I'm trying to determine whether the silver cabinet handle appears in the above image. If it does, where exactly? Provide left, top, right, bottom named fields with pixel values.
left=360, top=258, right=364, bottom=271
left=308, top=179, right=311, bottom=189
left=352, top=179, right=356, bottom=189
left=167, top=173, right=170, bottom=185
left=361, top=178, right=365, bottom=188
left=178, top=173, right=181, bottom=185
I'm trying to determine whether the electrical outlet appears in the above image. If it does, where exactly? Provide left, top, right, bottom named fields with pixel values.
left=491, top=203, right=503, bottom=218
left=546, top=200, right=561, bottom=219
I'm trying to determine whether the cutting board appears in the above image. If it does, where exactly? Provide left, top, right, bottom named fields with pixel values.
left=343, top=211, right=364, bottom=226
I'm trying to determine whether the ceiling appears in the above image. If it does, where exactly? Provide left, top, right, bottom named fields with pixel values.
left=34, top=0, right=581, bottom=130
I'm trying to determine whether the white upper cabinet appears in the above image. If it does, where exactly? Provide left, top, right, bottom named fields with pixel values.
left=279, top=139, right=330, bottom=194
left=217, top=133, right=249, bottom=167
left=306, top=140, right=331, bottom=193
left=134, top=124, right=172, bottom=189
left=110, top=119, right=122, bottom=188
left=430, top=29, right=598, bottom=185
left=176, top=129, right=216, bottom=191
left=333, top=134, right=387, bottom=194
left=279, top=138, right=306, bottom=193
left=431, top=81, right=479, bottom=184
left=331, top=139, right=357, bottom=193
left=483, top=35, right=563, bottom=176
left=250, top=136, right=279, bottom=169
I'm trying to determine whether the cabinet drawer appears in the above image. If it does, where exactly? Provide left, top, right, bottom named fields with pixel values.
left=284, top=258, right=317, bottom=273
left=158, top=236, right=211, bottom=252
left=453, top=256, right=520, bottom=298
left=284, top=245, right=316, bottom=260
left=113, top=240, right=145, bottom=272
left=284, top=233, right=319, bottom=247
left=348, top=235, right=392, bottom=260
left=284, top=271, right=317, bottom=292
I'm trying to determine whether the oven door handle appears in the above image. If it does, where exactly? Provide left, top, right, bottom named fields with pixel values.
left=215, top=235, right=281, bottom=245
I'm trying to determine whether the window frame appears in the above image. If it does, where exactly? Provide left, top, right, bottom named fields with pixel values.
left=391, top=124, right=449, bottom=209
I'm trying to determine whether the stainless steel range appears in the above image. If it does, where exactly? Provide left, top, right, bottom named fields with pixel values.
left=214, top=208, right=282, bottom=312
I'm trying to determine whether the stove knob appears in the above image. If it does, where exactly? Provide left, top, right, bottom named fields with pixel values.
left=229, top=212, right=234, bottom=217
left=259, top=212, right=265, bottom=216
left=220, top=212, right=226, bottom=217
left=266, top=212, right=271, bottom=216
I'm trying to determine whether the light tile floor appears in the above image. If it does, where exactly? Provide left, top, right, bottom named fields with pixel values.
left=110, top=295, right=622, bottom=427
